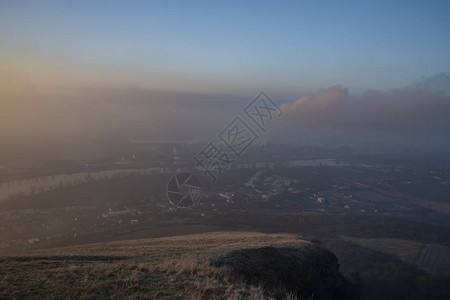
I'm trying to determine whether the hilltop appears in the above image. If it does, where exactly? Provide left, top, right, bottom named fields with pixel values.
left=0, top=231, right=357, bottom=300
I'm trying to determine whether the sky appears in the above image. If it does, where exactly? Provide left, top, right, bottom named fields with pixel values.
left=1, top=0, right=449, bottom=96
left=1, top=1, right=450, bottom=156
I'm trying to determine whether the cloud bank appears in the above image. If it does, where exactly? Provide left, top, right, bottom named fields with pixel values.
left=266, top=74, right=450, bottom=148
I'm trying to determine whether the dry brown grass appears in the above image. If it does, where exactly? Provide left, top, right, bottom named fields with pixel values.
left=0, top=231, right=311, bottom=299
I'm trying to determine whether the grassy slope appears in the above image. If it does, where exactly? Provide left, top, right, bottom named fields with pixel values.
left=0, top=231, right=331, bottom=300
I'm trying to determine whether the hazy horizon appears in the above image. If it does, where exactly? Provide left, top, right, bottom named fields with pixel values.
left=2, top=1, right=450, bottom=158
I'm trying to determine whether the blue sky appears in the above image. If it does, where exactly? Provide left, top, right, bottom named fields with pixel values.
left=1, top=0, right=449, bottom=96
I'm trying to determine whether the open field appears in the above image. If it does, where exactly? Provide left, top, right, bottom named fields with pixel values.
left=406, top=196, right=450, bottom=215
left=343, top=237, right=424, bottom=261
left=351, top=190, right=403, bottom=203
left=416, top=244, right=450, bottom=274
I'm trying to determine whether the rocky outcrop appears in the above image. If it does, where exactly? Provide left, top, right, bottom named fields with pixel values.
left=215, top=246, right=359, bottom=300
